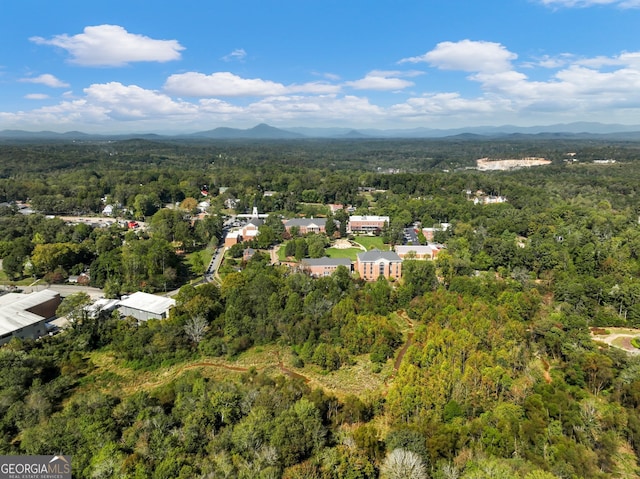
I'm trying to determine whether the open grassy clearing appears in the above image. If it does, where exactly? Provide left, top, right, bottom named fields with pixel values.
left=308, top=357, right=393, bottom=397
left=278, top=242, right=289, bottom=261
left=325, top=247, right=361, bottom=260
left=84, top=342, right=398, bottom=400
left=354, top=235, right=389, bottom=251
left=183, top=246, right=215, bottom=276
left=80, top=312, right=417, bottom=401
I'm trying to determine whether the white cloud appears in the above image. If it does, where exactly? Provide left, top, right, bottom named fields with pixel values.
left=8, top=43, right=640, bottom=132
left=577, top=51, right=640, bottom=69
left=164, top=72, right=340, bottom=97
left=539, top=0, right=640, bottom=7
left=198, top=98, right=244, bottom=114
left=0, top=99, right=111, bottom=130
left=390, top=92, right=501, bottom=117
left=288, top=82, right=341, bottom=94
left=164, top=72, right=287, bottom=97
left=389, top=43, right=640, bottom=125
left=400, top=39, right=517, bottom=73
left=345, top=71, right=415, bottom=91
left=244, top=95, right=383, bottom=123
left=20, top=74, right=69, bottom=88
left=84, top=82, right=196, bottom=119
left=222, top=49, right=247, bottom=62
left=317, top=72, right=341, bottom=81
left=522, top=54, right=575, bottom=69
left=30, top=25, right=184, bottom=66
left=24, top=93, right=50, bottom=100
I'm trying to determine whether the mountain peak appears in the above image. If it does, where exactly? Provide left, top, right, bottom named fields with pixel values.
left=194, top=123, right=304, bottom=139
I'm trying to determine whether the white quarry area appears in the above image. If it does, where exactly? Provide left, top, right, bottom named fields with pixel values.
left=476, top=157, right=551, bottom=171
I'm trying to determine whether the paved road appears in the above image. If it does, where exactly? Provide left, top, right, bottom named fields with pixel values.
left=204, top=216, right=237, bottom=284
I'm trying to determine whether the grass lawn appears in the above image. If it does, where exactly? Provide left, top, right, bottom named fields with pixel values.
left=353, top=235, right=389, bottom=251
left=184, top=247, right=215, bottom=276
left=325, top=247, right=362, bottom=261
left=277, top=243, right=287, bottom=261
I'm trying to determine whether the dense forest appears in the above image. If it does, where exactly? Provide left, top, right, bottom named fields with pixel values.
left=0, top=137, right=639, bottom=478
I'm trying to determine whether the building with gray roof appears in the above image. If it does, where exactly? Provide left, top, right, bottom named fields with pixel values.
left=356, top=249, right=402, bottom=281
left=284, top=218, right=327, bottom=235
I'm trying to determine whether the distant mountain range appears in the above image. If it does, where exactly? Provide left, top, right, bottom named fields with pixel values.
left=3, top=122, right=640, bottom=141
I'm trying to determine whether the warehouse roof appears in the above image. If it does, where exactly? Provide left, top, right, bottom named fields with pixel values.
left=117, top=292, right=176, bottom=315
left=0, top=289, right=60, bottom=336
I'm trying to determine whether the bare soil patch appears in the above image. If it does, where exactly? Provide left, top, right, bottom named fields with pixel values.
left=333, top=239, right=355, bottom=249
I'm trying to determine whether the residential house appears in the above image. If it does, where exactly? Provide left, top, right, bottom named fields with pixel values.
left=355, top=249, right=402, bottom=281
left=224, top=198, right=239, bottom=209
left=301, top=257, right=352, bottom=277
left=474, top=195, right=507, bottom=205
left=348, top=215, right=389, bottom=234
left=243, top=247, right=256, bottom=261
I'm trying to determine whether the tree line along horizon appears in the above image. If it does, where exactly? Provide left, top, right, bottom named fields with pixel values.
left=0, top=138, right=639, bottom=478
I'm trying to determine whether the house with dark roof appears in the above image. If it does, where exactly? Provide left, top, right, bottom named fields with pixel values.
left=243, top=247, right=257, bottom=261
left=355, top=249, right=402, bottom=281
left=301, top=257, right=352, bottom=277
left=284, top=218, right=327, bottom=235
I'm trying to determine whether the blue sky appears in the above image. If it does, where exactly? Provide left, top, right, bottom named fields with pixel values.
left=2, top=0, right=640, bottom=133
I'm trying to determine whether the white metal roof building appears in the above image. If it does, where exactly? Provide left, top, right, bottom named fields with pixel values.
left=117, top=292, right=176, bottom=321
left=85, top=298, right=121, bottom=319
left=0, top=289, right=61, bottom=345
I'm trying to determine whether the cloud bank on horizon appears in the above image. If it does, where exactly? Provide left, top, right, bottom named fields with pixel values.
left=2, top=0, right=640, bottom=133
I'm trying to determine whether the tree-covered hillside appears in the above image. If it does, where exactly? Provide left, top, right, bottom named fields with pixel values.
left=0, top=138, right=639, bottom=478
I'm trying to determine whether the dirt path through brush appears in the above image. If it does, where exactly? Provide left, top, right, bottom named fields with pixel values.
left=393, top=311, right=415, bottom=371
left=91, top=349, right=314, bottom=396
